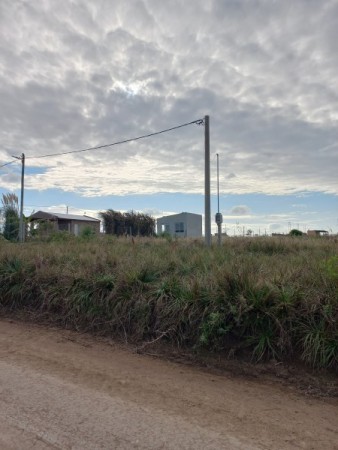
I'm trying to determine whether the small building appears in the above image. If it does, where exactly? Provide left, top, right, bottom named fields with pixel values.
left=156, top=212, right=202, bottom=238
left=29, top=211, right=100, bottom=236
left=307, top=229, right=329, bottom=237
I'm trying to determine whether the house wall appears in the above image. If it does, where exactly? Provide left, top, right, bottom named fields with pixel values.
left=186, top=213, right=202, bottom=238
left=68, top=220, right=100, bottom=235
left=307, top=230, right=328, bottom=237
left=57, top=220, right=71, bottom=233
left=30, top=219, right=58, bottom=237
left=157, top=214, right=184, bottom=237
left=157, top=213, right=202, bottom=238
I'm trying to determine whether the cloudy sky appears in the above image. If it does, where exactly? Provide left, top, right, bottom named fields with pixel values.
left=0, top=0, right=337, bottom=235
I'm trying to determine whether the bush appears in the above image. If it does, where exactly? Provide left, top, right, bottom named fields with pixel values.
left=289, top=229, right=303, bottom=236
left=80, top=226, right=96, bottom=240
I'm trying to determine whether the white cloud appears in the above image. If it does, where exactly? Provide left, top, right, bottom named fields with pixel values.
left=0, top=0, right=338, bottom=198
left=269, top=223, right=282, bottom=231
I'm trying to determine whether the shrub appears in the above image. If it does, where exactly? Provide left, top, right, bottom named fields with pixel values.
left=80, top=226, right=96, bottom=240
left=289, top=229, right=303, bottom=236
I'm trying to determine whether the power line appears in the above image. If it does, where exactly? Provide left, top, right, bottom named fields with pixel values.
left=26, top=119, right=204, bottom=160
left=0, top=159, right=19, bottom=169
left=24, top=204, right=56, bottom=208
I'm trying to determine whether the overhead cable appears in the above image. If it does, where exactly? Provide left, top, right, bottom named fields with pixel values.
left=26, top=118, right=205, bottom=160
left=0, top=159, right=19, bottom=169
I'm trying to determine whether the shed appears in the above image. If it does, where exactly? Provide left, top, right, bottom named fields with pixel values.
left=156, top=212, right=202, bottom=238
left=29, top=211, right=100, bottom=236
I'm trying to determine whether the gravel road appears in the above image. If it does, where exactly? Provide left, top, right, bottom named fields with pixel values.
left=0, top=319, right=337, bottom=449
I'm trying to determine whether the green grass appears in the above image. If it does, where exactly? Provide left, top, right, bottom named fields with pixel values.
left=0, top=235, right=337, bottom=369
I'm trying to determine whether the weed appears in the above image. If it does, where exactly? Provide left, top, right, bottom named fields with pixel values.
left=324, top=255, right=338, bottom=281
left=0, top=236, right=337, bottom=369
left=300, top=317, right=338, bottom=368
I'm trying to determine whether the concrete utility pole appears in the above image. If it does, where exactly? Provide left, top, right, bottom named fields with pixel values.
left=13, top=153, right=25, bottom=242
left=215, top=153, right=223, bottom=247
left=18, top=153, right=25, bottom=243
left=204, top=115, right=211, bottom=247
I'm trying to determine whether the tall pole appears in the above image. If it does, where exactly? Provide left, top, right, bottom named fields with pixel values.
left=19, top=153, right=25, bottom=243
left=204, top=115, right=211, bottom=247
left=217, top=153, right=222, bottom=246
left=217, top=153, right=220, bottom=214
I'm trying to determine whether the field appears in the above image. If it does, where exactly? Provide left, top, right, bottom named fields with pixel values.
left=0, top=234, right=337, bottom=370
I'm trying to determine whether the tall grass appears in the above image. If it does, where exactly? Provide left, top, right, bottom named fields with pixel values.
left=0, top=235, right=337, bottom=369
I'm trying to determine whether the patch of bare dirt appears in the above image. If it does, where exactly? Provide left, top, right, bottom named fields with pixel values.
left=138, top=342, right=338, bottom=397
left=2, top=309, right=338, bottom=398
left=0, top=318, right=337, bottom=449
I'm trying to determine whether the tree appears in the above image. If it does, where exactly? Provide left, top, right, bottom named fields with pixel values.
left=289, top=229, right=303, bottom=237
left=99, top=209, right=124, bottom=235
left=99, top=209, right=155, bottom=236
left=1, top=193, right=20, bottom=241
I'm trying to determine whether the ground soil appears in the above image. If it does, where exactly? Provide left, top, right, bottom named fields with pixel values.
left=0, top=318, right=337, bottom=449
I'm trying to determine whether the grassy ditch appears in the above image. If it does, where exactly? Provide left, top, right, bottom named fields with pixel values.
left=0, top=235, right=337, bottom=370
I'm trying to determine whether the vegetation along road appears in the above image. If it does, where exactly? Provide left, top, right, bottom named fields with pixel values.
left=0, top=319, right=337, bottom=450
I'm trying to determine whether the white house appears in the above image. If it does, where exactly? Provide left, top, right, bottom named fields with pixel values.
left=156, top=212, right=202, bottom=238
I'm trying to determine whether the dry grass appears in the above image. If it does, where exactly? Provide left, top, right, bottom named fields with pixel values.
left=0, top=235, right=337, bottom=369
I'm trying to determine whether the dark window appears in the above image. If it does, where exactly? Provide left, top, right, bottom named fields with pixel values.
left=175, top=222, right=184, bottom=233
left=58, top=220, right=70, bottom=231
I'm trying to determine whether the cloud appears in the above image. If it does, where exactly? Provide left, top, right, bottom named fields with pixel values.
left=0, top=0, right=337, bottom=198
left=230, top=205, right=251, bottom=215
left=269, top=223, right=282, bottom=231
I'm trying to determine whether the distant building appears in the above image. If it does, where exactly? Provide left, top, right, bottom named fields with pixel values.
left=156, top=212, right=202, bottom=238
left=29, top=211, right=100, bottom=236
left=307, top=229, right=329, bottom=237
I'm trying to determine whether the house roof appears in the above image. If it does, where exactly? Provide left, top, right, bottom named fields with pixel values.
left=157, top=212, right=202, bottom=221
left=29, top=211, right=100, bottom=222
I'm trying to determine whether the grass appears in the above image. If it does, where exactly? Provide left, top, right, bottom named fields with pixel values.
left=0, top=235, right=337, bottom=370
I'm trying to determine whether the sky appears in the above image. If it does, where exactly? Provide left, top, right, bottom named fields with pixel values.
left=0, top=0, right=337, bottom=235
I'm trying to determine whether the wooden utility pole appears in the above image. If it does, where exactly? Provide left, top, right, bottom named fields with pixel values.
left=204, top=115, right=211, bottom=247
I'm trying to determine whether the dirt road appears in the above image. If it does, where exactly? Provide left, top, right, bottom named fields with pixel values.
left=0, top=319, right=337, bottom=449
